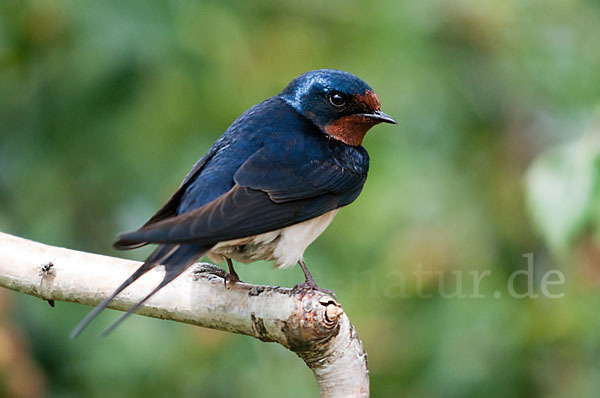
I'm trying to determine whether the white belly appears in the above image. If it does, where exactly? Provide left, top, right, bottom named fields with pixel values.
left=208, top=209, right=338, bottom=269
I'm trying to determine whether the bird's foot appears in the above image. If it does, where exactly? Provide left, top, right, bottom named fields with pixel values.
left=224, top=271, right=241, bottom=288
left=294, top=259, right=337, bottom=299
left=292, top=281, right=337, bottom=300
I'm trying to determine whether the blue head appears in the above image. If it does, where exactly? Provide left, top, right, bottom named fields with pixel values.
left=279, top=69, right=396, bottom=146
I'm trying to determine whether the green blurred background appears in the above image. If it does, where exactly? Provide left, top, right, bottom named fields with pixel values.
left=1, top=0, right=600, bottom=396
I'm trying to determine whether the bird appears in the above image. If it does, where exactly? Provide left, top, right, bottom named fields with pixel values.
left=71, top=69, right=396, bottom=338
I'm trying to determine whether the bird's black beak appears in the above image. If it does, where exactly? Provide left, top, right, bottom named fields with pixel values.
left=361, top=110, right=397, bottom=124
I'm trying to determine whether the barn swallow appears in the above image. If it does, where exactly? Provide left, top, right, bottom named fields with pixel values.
left=71, top=69, right=396, bottom=337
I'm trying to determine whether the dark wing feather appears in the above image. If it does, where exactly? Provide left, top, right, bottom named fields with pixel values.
left=114, top=185, right=341, bottom=247
left=233, top=147, right=367, bottom=202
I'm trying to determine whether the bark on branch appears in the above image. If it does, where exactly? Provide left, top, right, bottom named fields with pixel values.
left=0, top=232, right=369, bottom=397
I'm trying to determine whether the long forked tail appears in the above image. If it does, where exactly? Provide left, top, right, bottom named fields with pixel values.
left=99, top=244, right=206, bottom=336
left=71, top=243, right=208, bottom=338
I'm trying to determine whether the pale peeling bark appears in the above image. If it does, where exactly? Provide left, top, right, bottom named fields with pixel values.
left=0, top=232, right=369, bottom=397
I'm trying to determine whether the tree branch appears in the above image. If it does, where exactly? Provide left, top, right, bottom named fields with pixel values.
left=0, top=232, right=369, bottom=397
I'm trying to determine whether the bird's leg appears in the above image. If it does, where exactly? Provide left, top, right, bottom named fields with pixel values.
left=224, top=257, right=240, bottom=287
left=294, top=260, right=337, bottom=299
left=298, top=259, right=318, bottom=287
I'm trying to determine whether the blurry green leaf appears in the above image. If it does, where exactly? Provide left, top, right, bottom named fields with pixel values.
left=525, top=132, right=600, bottom=253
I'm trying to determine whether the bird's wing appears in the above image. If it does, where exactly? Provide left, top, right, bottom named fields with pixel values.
left=114, top=185, right=340, bottom=246
left=233, top=146, right=367, bottom=202
left=114, top=148, right=367, bottom=247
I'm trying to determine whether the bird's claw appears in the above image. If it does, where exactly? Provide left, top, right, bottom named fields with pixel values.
left=223, top=271, right=241, bottom=288
left=292, top=282, right=337, bottom=300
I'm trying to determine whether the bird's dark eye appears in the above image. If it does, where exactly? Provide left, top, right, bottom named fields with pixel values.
left=328, top=91, right=345, bottom=107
